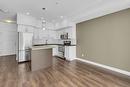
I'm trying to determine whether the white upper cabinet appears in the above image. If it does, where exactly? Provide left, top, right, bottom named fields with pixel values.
left=36, top=20, right=42, bottom=28
left=46, top=22, right=54, bottom=30
left=54, top=19, right=74, bottom=30
left=18, top=25, right=34, bottom=33
left=17, top=13, right=55, bottom=29
left=65, top=46, right=76, bottom=61
left=17, top=13, right=36, bottom=27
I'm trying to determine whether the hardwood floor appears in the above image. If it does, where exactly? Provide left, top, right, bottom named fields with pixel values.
left=0, top=55, right=130, bottom=87
left=0, top=55, right=18, bottom=87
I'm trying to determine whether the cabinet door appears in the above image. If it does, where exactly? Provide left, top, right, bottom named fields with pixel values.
left=49, top=31, right=56, bottom=39
left=65, top=46, right=69, bottom=59
left=26, top=26, right=34, bottom=33
left=18, top=25, right=26, bottom=32
left=17, top=13, right=36, bottom=26
left=18, top=25, right=34, bottom=33
left=68, top=46, right=76, bottom=60
left=53, top=46, right=58, bottom=56
left=36, top=20, right=42, bottom=28
left=65, top=46, right=76, bottom=61
left=46, top=22, right=54, bottom=30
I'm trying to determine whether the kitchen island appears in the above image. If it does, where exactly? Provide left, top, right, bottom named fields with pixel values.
left=31, top=45, right=56, bottom=71
left=33, top=44, right=76, bottom=61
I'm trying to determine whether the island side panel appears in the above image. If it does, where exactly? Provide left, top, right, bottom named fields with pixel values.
left=31, top=48, right=52, bottom=71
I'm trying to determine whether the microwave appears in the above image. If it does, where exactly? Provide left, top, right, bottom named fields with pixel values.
left=60, top=33, right=68, bottom=39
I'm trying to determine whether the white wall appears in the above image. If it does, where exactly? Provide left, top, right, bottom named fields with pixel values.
left=0, top=22, right=17, bottom=56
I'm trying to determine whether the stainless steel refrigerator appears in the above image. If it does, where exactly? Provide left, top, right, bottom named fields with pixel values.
left=18, top=32, right=33, bottom=63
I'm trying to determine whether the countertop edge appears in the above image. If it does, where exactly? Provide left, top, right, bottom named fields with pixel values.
left=31, top=45, right=56, bottom=51
left=33, top=44, right=76, bottom=46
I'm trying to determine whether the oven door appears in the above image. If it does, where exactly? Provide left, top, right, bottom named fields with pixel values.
left=58, top=46, right=65, bottom=58
left=58, top=46, right=64, bottom=52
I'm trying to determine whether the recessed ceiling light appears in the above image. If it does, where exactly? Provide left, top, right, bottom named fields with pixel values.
left=41, top=17, right=46, bottom=23
left=26, top=12, right=30, bottom=15
left=43, top=27, right=46, bottom=30
left=5, top=20, right=13, bottom=23
left=60, top=16, right=64, bottom=19
left=42, top=20, right=46, bottom=23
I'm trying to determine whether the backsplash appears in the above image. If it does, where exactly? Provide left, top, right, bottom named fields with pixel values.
left=33, top=38, right=76, bottom=45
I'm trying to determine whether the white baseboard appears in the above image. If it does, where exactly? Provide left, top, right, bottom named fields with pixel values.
left=75, top=58, right=130, bottom=78
left=66, top=58, right=75, bottom=61
left=0, top=54, right=16, bottom=57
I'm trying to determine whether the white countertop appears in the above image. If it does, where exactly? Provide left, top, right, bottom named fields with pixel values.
left=31, top=45, right=57, bottom=50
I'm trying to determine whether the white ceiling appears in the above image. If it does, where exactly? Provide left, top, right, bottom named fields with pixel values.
left=0, top=0, right=130, bottom=23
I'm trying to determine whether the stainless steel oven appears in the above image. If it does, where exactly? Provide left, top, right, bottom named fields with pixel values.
left=58, top=45, right=64, bottom=52
left=58, top=45, right=65, bottom=58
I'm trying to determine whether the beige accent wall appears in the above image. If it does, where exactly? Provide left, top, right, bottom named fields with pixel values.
left=76, top=9, right=130, bottom=72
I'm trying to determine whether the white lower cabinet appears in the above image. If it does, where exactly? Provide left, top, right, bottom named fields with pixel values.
left=53, top=46, right=58, bottom=56
left=65, top=46, right=69, bottom=58
left=65, top=46, right=76, bottom=61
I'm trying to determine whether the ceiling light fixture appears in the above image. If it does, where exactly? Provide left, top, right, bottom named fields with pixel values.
left=42, top=8, right=46, bottom=11
left=42, top=8, right=46, bottom=30
left=41, top=18, right=46, bottom=30
left=26, top=12, right=30, bottom=15
left=42, top=19, right=46, bottom=23
left=5, top=20, right=13, bottom=23
left=42, top=27, right=46, bottom=30
left=60, top=16, right=64, bottom=19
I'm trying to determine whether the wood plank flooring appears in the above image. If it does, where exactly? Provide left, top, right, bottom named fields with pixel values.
left=0, top=55, right=130, bottom=87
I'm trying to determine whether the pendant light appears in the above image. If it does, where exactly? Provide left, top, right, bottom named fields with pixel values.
left=42, top=18, right=46, bottom=30
left=42, top=8, right=46, bottom=30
